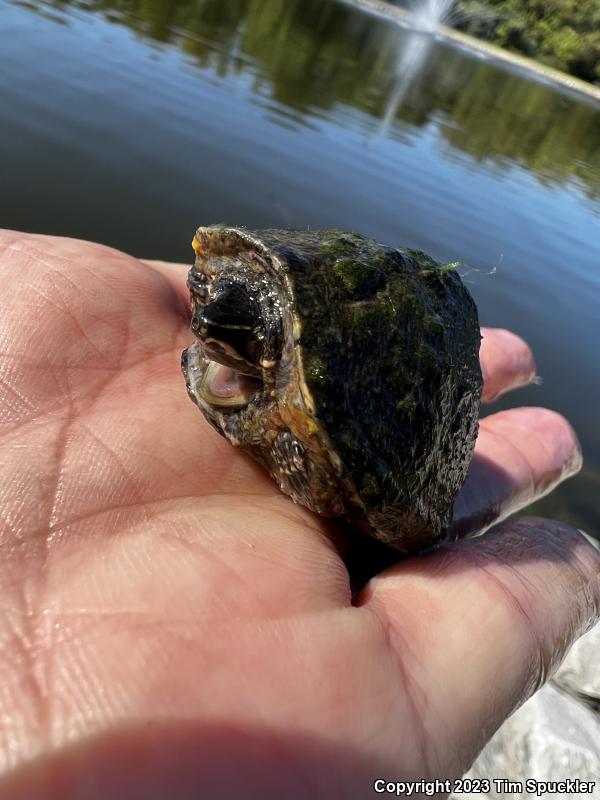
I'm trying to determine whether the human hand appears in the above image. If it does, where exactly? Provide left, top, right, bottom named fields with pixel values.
left=1, top=231, right=598, bottom=799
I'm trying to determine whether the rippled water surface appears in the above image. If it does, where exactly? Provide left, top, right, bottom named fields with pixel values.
left=1, top=0, right=599, bottom=535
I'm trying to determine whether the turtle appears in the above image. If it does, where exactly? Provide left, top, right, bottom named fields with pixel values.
left=181, top=226, right=483, bottom=554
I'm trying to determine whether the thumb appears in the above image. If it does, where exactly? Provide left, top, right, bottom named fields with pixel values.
left=357, top=517, right=600, bottom=776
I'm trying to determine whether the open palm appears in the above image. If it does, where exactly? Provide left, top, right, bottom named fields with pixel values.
left=1, top=231, right=598, bottom=799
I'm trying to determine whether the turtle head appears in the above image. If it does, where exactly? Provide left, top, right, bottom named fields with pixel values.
left=181, top=225, right=346, bottom=518
left=184, top=228, right=282, bottom=412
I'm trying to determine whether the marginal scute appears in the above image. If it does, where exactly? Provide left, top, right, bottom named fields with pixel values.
left=182, top=225, right=483, bottom=554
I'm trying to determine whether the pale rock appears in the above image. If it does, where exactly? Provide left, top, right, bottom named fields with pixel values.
left=553, top=619, right=600, bottom=703
left=452, top=683, right=600, bottom=800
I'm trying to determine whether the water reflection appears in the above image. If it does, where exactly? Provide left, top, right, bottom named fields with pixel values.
left=379, top=29, right=433, bottom=136
left=34, top=0, right=600, bottom=200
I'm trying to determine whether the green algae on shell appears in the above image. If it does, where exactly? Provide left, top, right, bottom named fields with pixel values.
left=182, top=226, right=483, bottom=554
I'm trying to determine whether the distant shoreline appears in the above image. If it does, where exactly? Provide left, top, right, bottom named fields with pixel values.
left=341, top=0, right=600, bottom=104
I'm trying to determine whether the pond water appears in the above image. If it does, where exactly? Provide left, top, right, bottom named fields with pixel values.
left=1, top=0, right=599, bottom=537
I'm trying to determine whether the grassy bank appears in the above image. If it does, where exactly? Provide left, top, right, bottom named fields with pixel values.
left=342, top=0, right=600, bottom=101
left=454, top=0, right=600, bottom=86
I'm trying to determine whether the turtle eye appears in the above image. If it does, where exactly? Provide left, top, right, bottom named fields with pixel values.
left=187, top=268, right=209, bottom=303
left=194, top=282, right=264, bottom=373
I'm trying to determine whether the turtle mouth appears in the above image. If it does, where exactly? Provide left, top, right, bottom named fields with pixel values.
left=200, top=359, right=263, bottom=411
left=183, top=341, right=266, bottom=414
left=186, top=274, right=269, bottom=412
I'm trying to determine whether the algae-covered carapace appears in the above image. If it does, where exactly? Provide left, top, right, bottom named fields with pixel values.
left=182, top=226, right=483, bottom=553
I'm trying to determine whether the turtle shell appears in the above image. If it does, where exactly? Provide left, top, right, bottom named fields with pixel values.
left=182, top=226, right=483, bottom=553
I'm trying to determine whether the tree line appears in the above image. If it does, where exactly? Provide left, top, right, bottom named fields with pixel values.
left=453, top=0, right=600, bottom=84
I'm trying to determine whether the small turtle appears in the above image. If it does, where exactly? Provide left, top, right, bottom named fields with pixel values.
left=182, top=226, right=482, bottom=553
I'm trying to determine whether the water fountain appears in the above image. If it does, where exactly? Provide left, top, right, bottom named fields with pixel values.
left=380, top=0, right=455, bottom=132
left=410, top=0, right=455, bottom=32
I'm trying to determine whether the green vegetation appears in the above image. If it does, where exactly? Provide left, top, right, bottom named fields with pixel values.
left=454, top=0, right=600, bottom=84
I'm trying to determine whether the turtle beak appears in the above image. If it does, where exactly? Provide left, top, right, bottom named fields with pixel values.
left=192, top=283, right=264, bottom=378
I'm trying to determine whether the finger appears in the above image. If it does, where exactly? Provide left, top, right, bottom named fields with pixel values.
left=338, top=404, right=580, bottom=588
left=480, top=328, right=537, bottom=402
left=450, top=407, right=581, bottom=540
left=358, top=517, right=600, bottom=773
left=142, top=259, right=191, bottom=312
